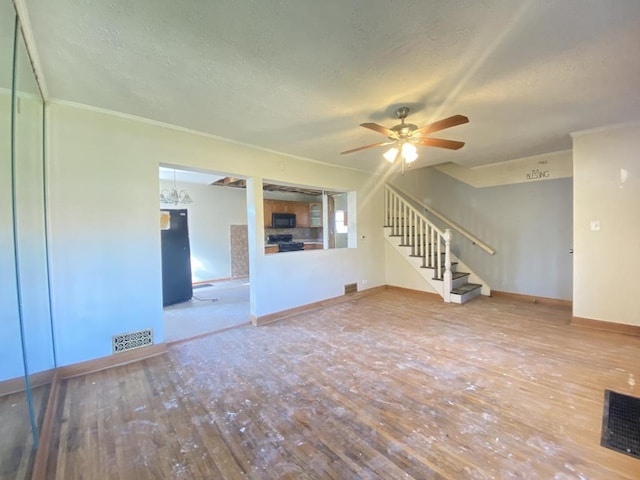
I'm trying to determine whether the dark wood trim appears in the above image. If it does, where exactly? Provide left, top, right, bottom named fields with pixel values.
left=0, top=368, right=55, bottom=397
left=252, top=286, right=386, bottom=326
left=571, top=316, right=640, bottom=337
left=56, top=343, right=167, bottom=380
left=31, top=372, right=60, bottom=480
left=491, top=290, right=572, bottom=308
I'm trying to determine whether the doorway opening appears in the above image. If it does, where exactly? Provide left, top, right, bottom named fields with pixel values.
left=159, top=165, right=250, bottom=343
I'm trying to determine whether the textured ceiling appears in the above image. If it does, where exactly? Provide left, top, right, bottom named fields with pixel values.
left=0, top=1, right=14, bottom=90
left=1, top=1, right=41, bottom=97
left=22, top=0, right=640, bottom=172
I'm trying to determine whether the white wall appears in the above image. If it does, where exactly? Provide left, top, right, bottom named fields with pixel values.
left=47, top=103, right=386, bottom=366
left=14, top=97, right=54, bottom=376
left=435, top=150, right=572, bottom=188
left=0, top=93, right=24, bottom=381
left=393, top=167, right=573, bottom=300
left=384, top=242, right=437, bottom=294
left=572, top=123, right=640, bottom=326
left=1, top=94, right=55, bottom=381
left=159, top=179, right=247, bottom=282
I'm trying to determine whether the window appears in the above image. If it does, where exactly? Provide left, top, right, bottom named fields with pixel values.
left=335, top=209, right=348, bottom=233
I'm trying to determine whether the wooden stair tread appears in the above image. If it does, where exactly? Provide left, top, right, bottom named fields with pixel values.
left=451, top=283, right=482, bottom=295
left=428, top=271, right=469, bottom=281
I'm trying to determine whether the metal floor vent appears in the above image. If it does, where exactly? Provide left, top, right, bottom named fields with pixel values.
left=344, top=283, right=358, bottom=295
left=601, top=389, right=640, bottom=459
left=112, top=329, right=153, bottom=353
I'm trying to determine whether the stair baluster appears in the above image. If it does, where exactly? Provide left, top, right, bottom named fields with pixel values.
left=443, top=229, right=452, bottom=303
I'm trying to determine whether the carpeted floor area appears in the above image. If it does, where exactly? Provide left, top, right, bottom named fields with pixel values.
left=163, top=278, right=250, bottom=343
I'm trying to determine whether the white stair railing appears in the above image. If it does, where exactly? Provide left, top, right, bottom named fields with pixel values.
left=384, top=185, right=452, bottom=300
left=389, top=182, right=495, bottom=255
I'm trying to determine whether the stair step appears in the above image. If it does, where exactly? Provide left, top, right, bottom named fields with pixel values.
left=384, top=217, right=486, bottom=304
left=422, top=267, right=469, bottom=284
left=400, top=244, right=441, bottom=250
left=452, top=272, right=470, bottom=289
left=450, top=283, right=482, bottom=304
left=451, top=282, right=481, bottom=294
left=418, top=266, right=462, bottom=274
left=417, top=261, right=458, bottom=274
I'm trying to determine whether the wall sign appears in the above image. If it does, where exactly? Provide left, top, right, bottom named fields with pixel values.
left=526, top=168, right=550, bottom=180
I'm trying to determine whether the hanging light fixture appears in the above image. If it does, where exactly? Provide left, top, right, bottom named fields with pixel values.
left=160, top=169, right=193, bottom=205
left=383, top=141, right=418, bottom=173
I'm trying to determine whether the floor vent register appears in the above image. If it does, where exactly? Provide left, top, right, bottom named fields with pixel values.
left=344, top=283, right=358, bottom=295
left=112, top=329, right=154, bottom=353
left=601, top=389, right=640, bottom=459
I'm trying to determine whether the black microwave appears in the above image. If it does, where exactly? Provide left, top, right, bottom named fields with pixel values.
left=272, top=213, right=296, bottom=228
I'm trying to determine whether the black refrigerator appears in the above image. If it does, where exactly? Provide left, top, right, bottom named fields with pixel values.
left=160, top=209, right=193, bottom=306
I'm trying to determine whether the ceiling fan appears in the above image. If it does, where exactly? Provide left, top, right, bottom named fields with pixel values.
left=341, top=107, right=468, bottom=171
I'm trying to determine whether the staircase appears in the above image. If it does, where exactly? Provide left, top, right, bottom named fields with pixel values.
left=384, top=184, right=490, bottom=304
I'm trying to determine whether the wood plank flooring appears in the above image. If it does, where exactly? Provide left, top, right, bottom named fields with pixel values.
left=44, top=290, right=640, bottom=479
left=0, top=384, right=50, bottom=480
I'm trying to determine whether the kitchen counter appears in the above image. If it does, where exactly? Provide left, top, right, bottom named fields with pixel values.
left=303, top=241, right=323, bottom=250
left=265, top=240, right=323, bottom=254
left=265, top=244, right=279, bottom=254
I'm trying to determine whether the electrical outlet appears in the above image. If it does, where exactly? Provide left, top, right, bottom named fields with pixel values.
left=590, top=220, right=600, bottom=231
left=362, top=279, right=368, bottom=285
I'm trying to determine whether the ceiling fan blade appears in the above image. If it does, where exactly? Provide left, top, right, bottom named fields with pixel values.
left=360, top=122, right=397, bottom=138
left=414, top=137, right=466, bottom=150
left=340, top=141, right=394, bottom=155
left=412, top=114, right=469, bottom=136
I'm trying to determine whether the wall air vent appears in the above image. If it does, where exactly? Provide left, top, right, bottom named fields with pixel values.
left=112, top=329, right=153, bottom=353
left=344, top=283, right=358, bottom=295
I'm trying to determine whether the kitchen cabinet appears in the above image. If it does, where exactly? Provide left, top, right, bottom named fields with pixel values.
left=263, top=200, right=289, bottom=227
left=309, top=202, right=322, bottom=227
left=265, top=245, right=279, bottom=254
left=263, top=200, right=274, bottom=227
left=293, top=202, right=310, bottom=227
left=263, top=199, right=310, bottom=227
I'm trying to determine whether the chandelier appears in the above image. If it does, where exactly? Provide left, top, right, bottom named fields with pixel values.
left=160, top=169, right=193, bottom=205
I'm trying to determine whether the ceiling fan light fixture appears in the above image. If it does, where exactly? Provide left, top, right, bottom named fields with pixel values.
left=341, top=108, right=467, bottom=172
left=383, top=147, right=398, bottom=163
left=402, top=143, right=418, bottom=163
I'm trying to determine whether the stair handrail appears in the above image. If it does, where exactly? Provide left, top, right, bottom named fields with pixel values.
left=387, top=183, right=496, bottom=255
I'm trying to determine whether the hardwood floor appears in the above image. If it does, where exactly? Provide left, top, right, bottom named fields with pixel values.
left=0, top=384, right=50, bottom=480
left=45, top=290, right=640, bottom=479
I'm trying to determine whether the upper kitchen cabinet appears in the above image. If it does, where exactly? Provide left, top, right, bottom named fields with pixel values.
left=309, top=202, right=322, bottom=227
left=264, top=199, right=310, bottom=227
left=292, top=202, right=309, bottom=228
left=263, top=199, right=273, bottom=227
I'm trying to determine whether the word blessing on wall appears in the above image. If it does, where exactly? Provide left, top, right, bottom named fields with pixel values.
left=527, top=160, right=550, bottom=181
left=526, top=169, right=550, bottom=180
